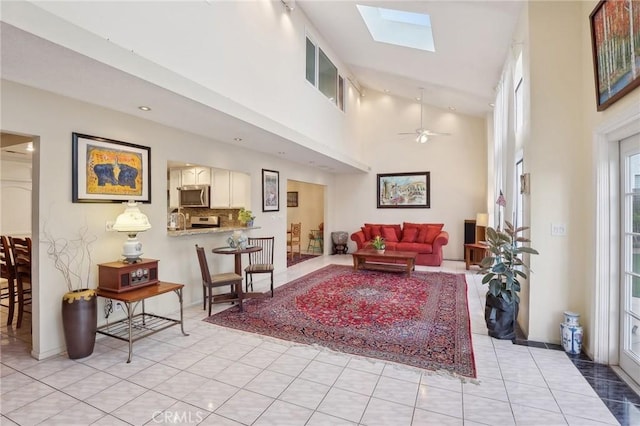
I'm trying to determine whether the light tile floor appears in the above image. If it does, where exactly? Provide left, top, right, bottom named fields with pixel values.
left=0, top=256, right=637, bottom=425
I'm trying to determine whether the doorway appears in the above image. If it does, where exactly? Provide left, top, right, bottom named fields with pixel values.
left=286, top=180, right=325, bottom=265
left=0, top=131, right=35, bottom=348
left=619, top=134, right=640, bottom=384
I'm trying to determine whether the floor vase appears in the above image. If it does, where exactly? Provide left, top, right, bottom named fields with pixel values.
left=62, top=289, right=97, bottom=359
left=485, top=293, right=518, bottom=340
left=560, top=311, right=583, bottom=355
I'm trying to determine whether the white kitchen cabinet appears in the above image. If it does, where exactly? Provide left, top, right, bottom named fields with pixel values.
left=230, top=171, right=251, bottom=208
left=211, top=169, right=251, bottom=209
left=210, top=168, right=231, bottom=208
left=168, top=168, right=182, bottom=209
left=181, top=167, right=211, bottom=186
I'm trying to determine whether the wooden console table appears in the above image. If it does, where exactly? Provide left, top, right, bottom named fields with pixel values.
left=96, top=282, right=189, bottom=363
left=464, top=243, right=488, bottom=270
left=352, top=249, right=418, bottom=277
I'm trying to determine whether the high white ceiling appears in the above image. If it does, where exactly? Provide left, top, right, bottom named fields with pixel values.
left=298, top=0, right=523, bottom=115
left=1, top=1, right=523, bottom=171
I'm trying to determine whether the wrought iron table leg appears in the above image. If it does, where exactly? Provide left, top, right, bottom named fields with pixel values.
left=175, top=288, right=189, bottom=336
left=125, top=301, right=133, bottom=363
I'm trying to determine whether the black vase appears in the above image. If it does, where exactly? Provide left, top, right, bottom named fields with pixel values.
left=62, top=289, right=97, bottom=359
left=484, top=293, right=518, bottom=340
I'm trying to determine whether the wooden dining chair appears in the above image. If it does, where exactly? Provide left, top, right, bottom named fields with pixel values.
left=287, top=223, right=302, bottom=260
left=9, top=236, right=32, bottom=328
left=195, top=245, right=244, bottom=315
left=245, top=237, right=275, bottom=296
left=0, top=236, right=16, bottom=326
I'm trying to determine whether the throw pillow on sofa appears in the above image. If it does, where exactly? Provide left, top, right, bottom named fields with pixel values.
left=419, top=224, right=444, bottom=244
left=401, top=227, right=418, bottom=242
left=382, top=226, right=399, bottom=242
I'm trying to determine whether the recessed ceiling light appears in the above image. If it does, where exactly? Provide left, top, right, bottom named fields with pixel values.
left=233, top=137, right=243, bottom=142
left=138, top=106, right=151, bottom=111
left=415, top=96, right=421, bottom=101
left=489, top=103, right=495, bottom=108
left=384, top=89, right=390, bottom=93
left=448, top=106, right=456, bottom=111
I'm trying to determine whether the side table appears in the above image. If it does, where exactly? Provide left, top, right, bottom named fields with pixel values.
left=96, top=282, right=189, bottom=363
left=464, top=243, right=488, bottom=270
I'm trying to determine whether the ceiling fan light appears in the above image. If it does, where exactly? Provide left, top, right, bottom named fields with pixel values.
left=417, top=133, right=429, bottom=144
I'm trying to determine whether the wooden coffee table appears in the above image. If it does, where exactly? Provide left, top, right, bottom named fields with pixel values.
left=352, top=249, right=418, bottom=277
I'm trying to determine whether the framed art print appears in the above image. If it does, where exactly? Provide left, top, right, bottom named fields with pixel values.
left=262, top=169, right=279, bottom=212
left=377, top=171, right=430, bottom=208
left=590, top=0, right=640, bottom=111
left=72, top=133, right=151, bottom=203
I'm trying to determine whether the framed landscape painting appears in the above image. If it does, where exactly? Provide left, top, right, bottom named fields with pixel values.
left=590, top=0, right=640, bottom=111
left=262, top=169, right=280, bottom=212
left=72, top=133, right=151, bottom=203
left=377, top=171, right=430, bottom=208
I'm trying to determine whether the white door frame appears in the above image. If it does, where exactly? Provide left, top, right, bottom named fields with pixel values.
left=594, top=104, right=640, bottom=364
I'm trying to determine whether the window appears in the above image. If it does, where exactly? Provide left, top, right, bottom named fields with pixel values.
left=318, top=48, right=337, bottom=104
left=338, top=75, right=345, bottom=111
left=305, top=37, right=316, bottom=86
left=305, top=35, right=344, bottom=110
left=514, top=52, right=523, bottom=133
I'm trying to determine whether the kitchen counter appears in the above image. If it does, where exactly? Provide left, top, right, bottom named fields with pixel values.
left=167, top=225, right=260, bottom=237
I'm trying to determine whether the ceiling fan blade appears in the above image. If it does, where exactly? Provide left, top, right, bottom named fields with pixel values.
left=398, top=132, right=418, bottom=135
left=423, top=131, right=451, bottom=136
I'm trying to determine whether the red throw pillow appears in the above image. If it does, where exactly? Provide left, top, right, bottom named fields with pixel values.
left=382, top=226, right=399, bottom=242
left=401, top=227, right=418, bottom=242
left=361, top=226, right=372, bottom=241
left=416, top=226, right=429, bottom=243
left=369, top=225, right=382, bottom=239
left=424, top=224, right=444, bottom=243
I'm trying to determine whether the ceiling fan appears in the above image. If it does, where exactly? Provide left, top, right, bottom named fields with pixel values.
left=398, top=88, right=450, bottom=143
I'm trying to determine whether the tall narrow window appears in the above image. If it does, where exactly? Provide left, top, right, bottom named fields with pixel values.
left=305, top=37, right=316, bottom=85
left=318, top=48, right=337, bottom=104
left=514, top=52, right=523, bottom=133
left=338, top=75, right=345, bottom=111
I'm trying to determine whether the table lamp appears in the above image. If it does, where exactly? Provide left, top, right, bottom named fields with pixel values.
left=112, top=201, right=151, bottom=263
left=476, top=213, right=488, bottom=243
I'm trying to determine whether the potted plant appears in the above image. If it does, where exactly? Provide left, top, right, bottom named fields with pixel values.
left=479, top=221, right=538, bottom=340
left=42, top=225, right=98, bottom=359
left=238, top=208, right=255, bottom=227
left=371, top=235, right=386, bottom=253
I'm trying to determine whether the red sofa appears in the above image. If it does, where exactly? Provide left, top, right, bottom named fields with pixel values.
left=350, top=222, right=449, bottom=266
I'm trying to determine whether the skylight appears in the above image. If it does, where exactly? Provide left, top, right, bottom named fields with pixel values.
left=356, top=5, right=435, bottom=52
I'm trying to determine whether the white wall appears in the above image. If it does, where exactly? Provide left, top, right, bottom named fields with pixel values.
left=1, top=80, right=339, bottom=359
left=333, top=90, right=488, bottom=260
left=3, top=0, right=365, bottom=163
left=497, top=1, right=640, bottom=350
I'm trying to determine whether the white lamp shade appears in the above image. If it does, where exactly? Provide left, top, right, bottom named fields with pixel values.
left=113, top=201, right=151, bottom=233
left=476, top=213, right=488, bottom=227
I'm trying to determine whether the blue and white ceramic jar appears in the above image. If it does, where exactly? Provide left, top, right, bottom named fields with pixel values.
left=560, top=311, right=583, bottom=355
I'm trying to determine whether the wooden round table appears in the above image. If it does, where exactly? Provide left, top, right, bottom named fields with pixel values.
left=212, top=245, right=263, bottom=299
left=212, top=245, right=262, bottom=276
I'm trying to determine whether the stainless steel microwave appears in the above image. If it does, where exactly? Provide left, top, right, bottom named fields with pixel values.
left=179, top=185, right=210, bottom=208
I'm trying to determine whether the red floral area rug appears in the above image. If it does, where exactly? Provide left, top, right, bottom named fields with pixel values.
left=204, top=264, right=476, bottom=379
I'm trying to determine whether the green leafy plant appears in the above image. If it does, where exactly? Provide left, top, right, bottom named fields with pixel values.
left=238, top=208, right=255, bottom=224
left=479, top=221, right=539, bottom=304
left=371, top=235, right=386, bottom=250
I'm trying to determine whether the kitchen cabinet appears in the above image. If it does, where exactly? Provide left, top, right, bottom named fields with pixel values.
left=211, top=169, right=251, bottom=209
left=168, top=169, right=182, bottom=209
left=181, top=167, right=210, bottom=186
left=230, top=171, right=251, bottom=208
